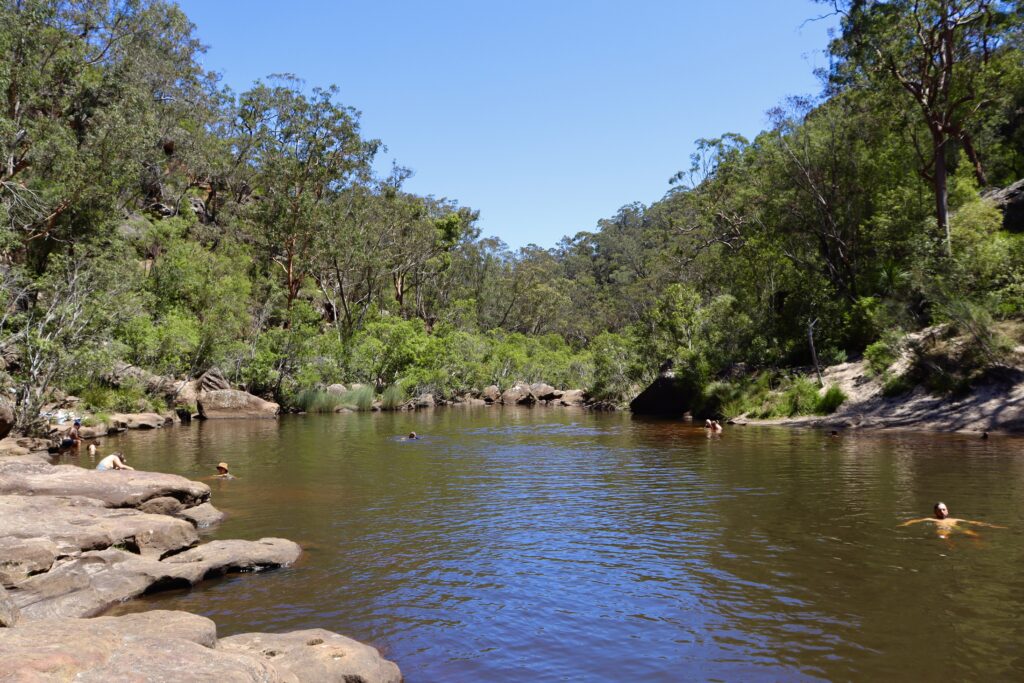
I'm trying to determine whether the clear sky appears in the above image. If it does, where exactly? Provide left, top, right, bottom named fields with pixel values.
left=175, top=1, right=838, bottom=249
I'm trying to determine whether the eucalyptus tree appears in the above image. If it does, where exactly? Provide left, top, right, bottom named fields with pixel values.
left=234, top=77, right=380, bottom=315
left=825, top=0, right=1023, bottom=255
left=0, top=0, right=209, bottom=265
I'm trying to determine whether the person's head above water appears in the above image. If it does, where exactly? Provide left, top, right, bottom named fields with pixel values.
left=934, top=502, right=949, bottom=519
left=408, top=432, right=417, bottom=440
left=216, top=462, right=229, bottom=474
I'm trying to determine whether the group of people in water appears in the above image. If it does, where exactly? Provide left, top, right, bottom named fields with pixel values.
left=57, top=416, right=1004, bottom=537
left=57, top=418, right=233, bottom=478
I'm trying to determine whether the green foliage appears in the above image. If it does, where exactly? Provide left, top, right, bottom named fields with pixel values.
left=294, top=389, right=348, bottom=413
left=815, top=385, right=847, bottom=415
left=864, top=331, right=903, bottom=377
left=381, top=384, right=409, bottom=410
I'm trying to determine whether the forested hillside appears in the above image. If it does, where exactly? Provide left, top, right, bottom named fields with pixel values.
left=2, top=0, right=1022, bottom=434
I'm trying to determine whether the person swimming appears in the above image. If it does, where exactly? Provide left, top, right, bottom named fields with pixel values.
left=214, top=462, right=235, bottom=479
left=900, top=502, right=1004, bottom=538
left=408, top=432, right=419, bottom=440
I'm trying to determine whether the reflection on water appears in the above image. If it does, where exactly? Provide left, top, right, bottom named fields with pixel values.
left=91, top=409, right=1024, bottom=681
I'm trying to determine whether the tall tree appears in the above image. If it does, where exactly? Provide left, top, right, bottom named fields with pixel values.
left=825, top=0, right=1023, bottom=254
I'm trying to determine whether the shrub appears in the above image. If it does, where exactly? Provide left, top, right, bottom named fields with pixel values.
left=864, top=331, right=902, bottom=376
left=294, top=389, right=348, bottom=413
left=815, top=385, right=847, bottom=414
left=381, top=384, right=408, bottom=410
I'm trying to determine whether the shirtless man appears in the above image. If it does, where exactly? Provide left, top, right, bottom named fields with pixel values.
left=901, top=502, right=1004, bottom=538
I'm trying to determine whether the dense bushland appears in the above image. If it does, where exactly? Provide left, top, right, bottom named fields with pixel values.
left=1, top=1, right=1022, bottom=433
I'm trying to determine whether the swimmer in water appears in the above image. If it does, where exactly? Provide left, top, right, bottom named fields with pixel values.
left=900, top=502, right=1004, bottom=538
left=408, top=432, right=418, bottom=440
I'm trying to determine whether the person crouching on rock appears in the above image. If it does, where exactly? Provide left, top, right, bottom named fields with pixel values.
left=96, top=452, right=133, bottom=471
left=214, top=462, right=235, bottom=479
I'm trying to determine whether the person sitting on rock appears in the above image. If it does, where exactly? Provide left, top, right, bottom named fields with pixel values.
left=900, top=502, right=1004, bottom=538
left=214, top=462, right=235, bottom=479
left=58, top=419, right=83, bottom=451
left=96, top=452, right=133, bottom=471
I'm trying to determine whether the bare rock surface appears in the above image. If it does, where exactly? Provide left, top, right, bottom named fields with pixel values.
left=109, top=412, right=168, bottom=430
left=0, top=536, right=59, bottom=586
left=0, top=398, right=13, bottom=441
left=482, top=385, right=501, bottom=403
left=178, top=501, right=226, bottom=528
left=220, top=629, right=403, bottom=683
left=0, top=495, right=198, bottom=565
left=530, top=383, right=559, bottom=401
left=0, top=459, right=210, bottom=508
left=559, top=389, right=586, bottom=406
left=0, top=610, right=402, bottom=682
left=13, top=538, right=300, bottom=619
left=198, top=367, right=233, bottom=393
left=198, top=389, right=280, bottom=419
left=500, top=381, right=536, bottom=405
left=0, top=585, right=18, bottom=627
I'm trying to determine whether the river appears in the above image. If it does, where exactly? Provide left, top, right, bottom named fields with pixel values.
left=92, top=408, right=1024, bottom=681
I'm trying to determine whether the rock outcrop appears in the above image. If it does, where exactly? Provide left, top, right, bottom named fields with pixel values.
left=0, top=450, right=400, bottom=680
left=0, top=610, right=401, bottom=682
left=0, top=399, right=13, bottom=441
left=500, top=382, right=537, bottom=406
left=13, top=539, right=300, bottom=619
left=482, top=385, right=501, bottom=403
left=986, top=177, right=1024, bottom=232
left=109, top=412, right=170, bottom=430
left=0, top=460, right=210, bottom=508
left=197, top=389, right=280, bottom=419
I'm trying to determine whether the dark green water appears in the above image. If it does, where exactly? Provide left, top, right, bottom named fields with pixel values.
left=92, top=408, right=1024, bottom=681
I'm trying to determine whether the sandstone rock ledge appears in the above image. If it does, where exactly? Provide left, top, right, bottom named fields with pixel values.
left=0, top=459, right=402, bottom=681
left=0, top=609, right=402, bottom=682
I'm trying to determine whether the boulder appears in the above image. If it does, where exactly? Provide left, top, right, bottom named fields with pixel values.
left=163, top=538, right=301, bottom=575
left=0, top=585, right=18, bottom=627
left=325, top=383, right=348, bottom=395
left=0, top=460, right=211, bottom=508
left=558, top=389, right=587, bottom=406
left=500, top=382, right=536, bottom=406
left=630, top=364, right=694, bottom=416
left=413, top=393, right=435, bottom=409
left=0, top=610, right=401, bottom=682
left=529, top=383, right=559, bottom=401
left=197, top=389, right=279, bottom=419
left=108, top=412, right=167, bottom=430
left=220, top=629, right=403, bottom=683
left=0, top=399, right=13, bottom=441
left=198, top=367, right=232, bottom=393
left=482, top=385, right=501, bottom=403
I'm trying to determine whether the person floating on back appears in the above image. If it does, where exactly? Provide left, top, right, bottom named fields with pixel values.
left=214, top=462, right=235, bottom=479
left=900, top=502, right=1004, bottom=538
left=96, top=452, right=133, bottom=471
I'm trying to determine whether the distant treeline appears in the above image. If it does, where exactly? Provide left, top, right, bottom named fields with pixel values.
left=1, top=1, right=1022, bottom=432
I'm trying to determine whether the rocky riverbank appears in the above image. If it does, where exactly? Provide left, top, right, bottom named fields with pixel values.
left=735, top=355, right=1024, bottom=435
left=0, top=452, right=401, bottom=681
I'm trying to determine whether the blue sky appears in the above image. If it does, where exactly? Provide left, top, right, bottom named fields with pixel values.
left=176, top=1, right=838, bottom=249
